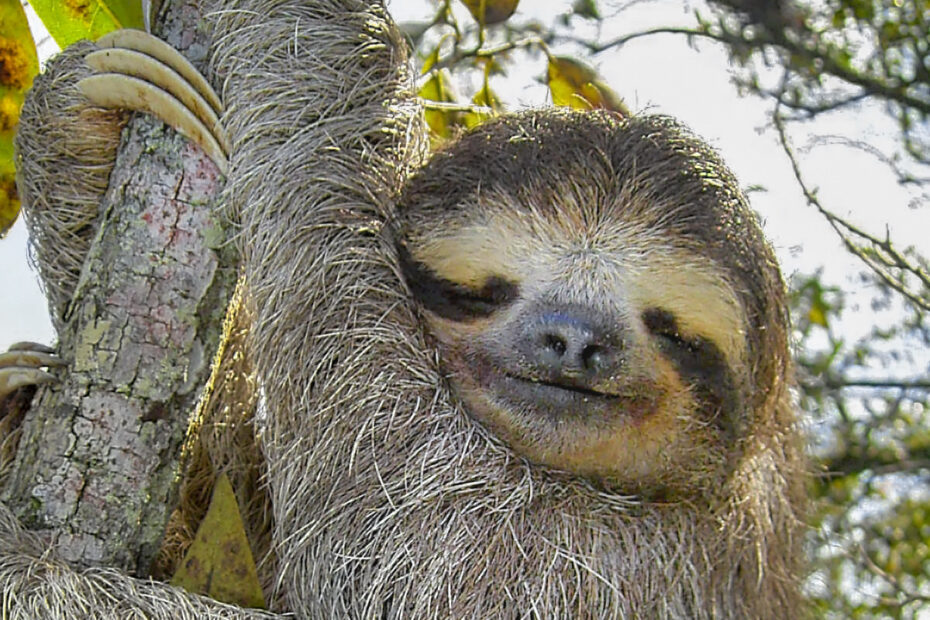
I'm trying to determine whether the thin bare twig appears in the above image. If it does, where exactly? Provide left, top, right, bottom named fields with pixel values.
left=857, top=543, right=930, bottom=608
left=564, top=21, right=930, bottom=116
left=772, top=100, right=930, bottom=312
left=801, top=378, right=930, bottom=391
left=421, top=100, right=493, bottom=114
left=416, top=36, right=545, bottom=88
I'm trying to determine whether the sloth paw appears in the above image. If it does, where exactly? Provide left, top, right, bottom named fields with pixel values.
left=78, top=29, right=230, bottom=173
left=0, top=342, right=65, bottom=401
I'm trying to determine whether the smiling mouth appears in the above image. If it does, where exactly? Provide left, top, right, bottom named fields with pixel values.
left=503, top=373, right=621, bottom=401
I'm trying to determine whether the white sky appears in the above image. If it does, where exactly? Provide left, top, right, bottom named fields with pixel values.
left=1, top=0, right=927, bottom=351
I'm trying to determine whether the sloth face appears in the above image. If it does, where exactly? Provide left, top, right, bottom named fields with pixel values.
left=396, top=111, right=786, bottom=497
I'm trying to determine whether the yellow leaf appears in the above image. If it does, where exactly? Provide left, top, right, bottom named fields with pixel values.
left=807, top=304, right=828, bottom=327
left=418, top=69, right=461, bottom=144
left=459, top=0, right=519, bottom=25
left=29, top=0, right=144, bottom=48
left=547, top=56, right=628, bottom=115
left=171, top=473, right=266, bottom=609
left=420, top=41, right=441, bottom=74
left=0, top=0, right=38, bottom=237
left=464, top=69, right=501, bottom=129
left=472, top=74, right=501, bottom=110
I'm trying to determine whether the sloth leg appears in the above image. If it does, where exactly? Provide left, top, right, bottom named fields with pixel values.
left=0, top=342, right=63, bottom=400
left=79, top=29, right=230, bottom=173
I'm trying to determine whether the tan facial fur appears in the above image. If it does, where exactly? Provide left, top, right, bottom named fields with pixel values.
left=415, top=207, right=747, bottom=366
left=412, top=201, right=748, bottom=494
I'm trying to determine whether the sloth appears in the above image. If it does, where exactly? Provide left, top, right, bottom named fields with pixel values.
left=0, top=0, right=806, bottom=618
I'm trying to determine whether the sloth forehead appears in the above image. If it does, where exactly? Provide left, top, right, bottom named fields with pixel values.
left=410, top=204, right=748, bottom=368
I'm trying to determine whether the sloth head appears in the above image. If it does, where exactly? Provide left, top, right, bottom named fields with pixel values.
left=395, top=110, right=789, bottom=499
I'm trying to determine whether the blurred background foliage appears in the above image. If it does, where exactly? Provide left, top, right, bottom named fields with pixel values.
left=6, top=0, right=929, bottom=616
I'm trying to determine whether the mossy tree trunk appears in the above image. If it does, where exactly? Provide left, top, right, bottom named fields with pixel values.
left=2, top=0, right=234, bottom=575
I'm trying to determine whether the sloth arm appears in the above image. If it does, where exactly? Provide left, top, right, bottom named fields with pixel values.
left=0, top=0, right=416, bottom=617
left=0, top=498, right=280, bottom=619
left=210, top=2, right=424, bottom=615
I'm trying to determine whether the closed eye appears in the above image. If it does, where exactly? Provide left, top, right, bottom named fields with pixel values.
left=441, top=276, right=516, bottom=316
left=642, top=308, right=700, bottom=352
left=642, top=306, right=737, bottom=437
left=397, top=242, right=518, bottom=321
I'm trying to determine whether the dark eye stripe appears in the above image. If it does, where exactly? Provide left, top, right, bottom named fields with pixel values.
left=642, top=308, right=741, bottom=440
left=396, top=243, right=518, bottom=321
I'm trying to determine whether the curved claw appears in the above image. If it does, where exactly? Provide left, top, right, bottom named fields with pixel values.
left=79, top=74, right=229, bottom=174
left=79, top=29, right=229, bottom=174
left=0, top=351, right=63, bottom=369
left=85, top=49, right=229, bottom=155
left=6, top=341, right=55, bottom=354
left=96, top=29, right=223, bottom=115
left=0, top=368, right=58, bottom=399
left=0, top=343, right=65, bottom=401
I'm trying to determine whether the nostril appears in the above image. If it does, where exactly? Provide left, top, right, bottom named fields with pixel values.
left=543, top=333, right=567, bottom=357
left=581, top=344, right=605, bottom=371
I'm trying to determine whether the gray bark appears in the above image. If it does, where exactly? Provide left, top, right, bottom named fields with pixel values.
left=3, top=0, right=233, bottom=574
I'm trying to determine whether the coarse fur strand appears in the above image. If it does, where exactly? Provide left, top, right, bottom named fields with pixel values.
left=0, top=0, right=807, bottom=618
left=13, top=40, right=126, bottom=331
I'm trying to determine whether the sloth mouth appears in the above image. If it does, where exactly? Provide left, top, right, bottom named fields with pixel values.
left=455, top=353, right=648, bottom=422
left=503, top=373, right=621, bottom=401
left=491, top=371, right=657, bottom=424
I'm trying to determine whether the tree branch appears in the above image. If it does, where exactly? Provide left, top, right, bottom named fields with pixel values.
left=568, top=22, right=930, bottom=117
left=772, top=105, right=930, bottom=312
left=801, top=378, right=930, bottom=391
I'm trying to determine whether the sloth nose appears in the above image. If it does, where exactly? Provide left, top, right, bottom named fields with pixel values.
left=525, top=308, right=620, bottom=381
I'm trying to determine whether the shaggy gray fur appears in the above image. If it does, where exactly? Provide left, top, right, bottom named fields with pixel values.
left=14, top=41, right=125, bottom=331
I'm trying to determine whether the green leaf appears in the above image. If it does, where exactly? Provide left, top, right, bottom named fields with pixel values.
left=0, top=0, right=38, bottom=237
left=171, top=473, right=266, bottom=609
left=420, top=41, right=442, bottom=74
left=29, top=0, right=144, bottom=48
left=807, top=301, right=828, bottom=327
left=418, top=66, right=461, bottom=144
left=804, top=280, right=832, bottom=328
left=572, top=0, right=600, bottom=20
